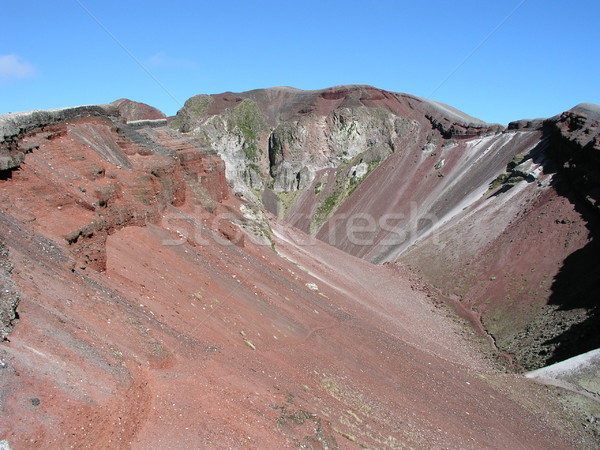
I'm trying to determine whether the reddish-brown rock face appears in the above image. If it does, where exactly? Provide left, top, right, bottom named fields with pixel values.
left=0, top=97, right=598, bottom=448
left=110, top=98, right=167, bottom=122
left=1, top=111, right=229, bottom=273
left=170, top=85, right=503, bottom=203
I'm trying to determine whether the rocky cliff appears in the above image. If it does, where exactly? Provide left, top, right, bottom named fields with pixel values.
left=172, top=86, right=600, bottom=372
left=170, top=86, right=502, bottom=229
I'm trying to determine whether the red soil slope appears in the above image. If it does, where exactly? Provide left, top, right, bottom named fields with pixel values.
left=400, top=105, right=600, bottom=370
left=0, top=108, right=594, bottom=447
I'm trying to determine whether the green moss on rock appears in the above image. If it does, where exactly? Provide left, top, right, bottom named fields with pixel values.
left=228, top=99, right=266, bottom=162
left=170, top=95, right=214, bottom=133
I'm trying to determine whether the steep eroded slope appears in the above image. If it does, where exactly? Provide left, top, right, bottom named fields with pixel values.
left=0, top=103, right=594, bottom=447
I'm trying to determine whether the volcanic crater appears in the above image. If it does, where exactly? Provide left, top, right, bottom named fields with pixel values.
left=0, top=87, right=599, bottom=448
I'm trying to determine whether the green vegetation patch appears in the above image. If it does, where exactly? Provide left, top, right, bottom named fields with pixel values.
left=228, top=99, right=266, bottom=162
left=489, top=172, right=510, bottom=191
left=313, top=190, right=341, bottom=227
left=311, top=156, right=381, bottom=232
left=489, top=152, right=531, bottom=192
left=347, top=160, right=379, bottom=197
left=170, top=95, right=214, bottom=132
left=507, top=152, right=528, bottom=170
left=275, top=189, right=304, bottom=217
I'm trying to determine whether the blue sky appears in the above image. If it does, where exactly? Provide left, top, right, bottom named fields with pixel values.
left=1, top=0, right=598, bottom=124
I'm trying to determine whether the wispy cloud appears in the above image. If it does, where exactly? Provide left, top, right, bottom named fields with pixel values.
left=146, top=52, right=196, bottom=69
left=0, top=54, right=35, bottom=80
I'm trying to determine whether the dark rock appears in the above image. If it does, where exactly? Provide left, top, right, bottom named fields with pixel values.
left=0, top=239, right=19, bottom=341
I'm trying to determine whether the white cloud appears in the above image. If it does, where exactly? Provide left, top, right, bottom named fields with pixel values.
left=146, top=52, right=196, bottom=69
left=0, top=54, right=35, bottom=79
